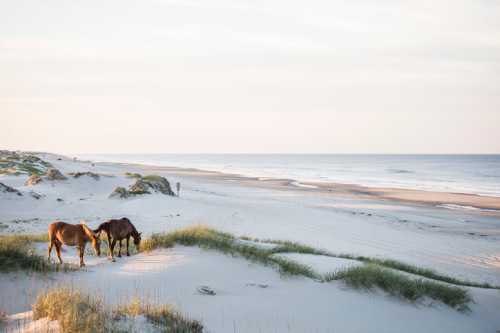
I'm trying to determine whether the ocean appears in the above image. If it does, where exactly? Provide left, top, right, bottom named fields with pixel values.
left=76, top=154, right=500, bottom=197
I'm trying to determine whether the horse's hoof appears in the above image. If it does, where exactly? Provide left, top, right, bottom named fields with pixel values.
left=126, top=253, right=130, bottom=257
left=112, top=258, right=116, bottom=262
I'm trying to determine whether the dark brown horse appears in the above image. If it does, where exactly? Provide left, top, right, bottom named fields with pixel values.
left=48, top=221, right=101, bottom=267
left=94, top=217, right=141, bottom=261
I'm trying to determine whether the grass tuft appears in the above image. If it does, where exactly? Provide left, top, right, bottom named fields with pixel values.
left=0, top=233, right=73, bottom=272
left=141, top=175, right=167, bottom=182
left=259, top=239, right=500, bottom=290
left=0, top=234, right=49, bottom=272
left=114, top=298, right=203, bottom=333
left=141, top=225, right=318, bottom=279
left=33, top=288, right=202, bottom=333
left=325, top=265, right=471, bottom=311
left=341, top=256, right=499, bottom=290
left=33, top=287, right=107, bottom=333
left=125, top=172, right=142, bottom=179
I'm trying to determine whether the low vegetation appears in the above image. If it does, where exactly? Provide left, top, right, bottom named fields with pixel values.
left=0, top=233, right=72, bottom=272
left=1, top=226, right=489, bottom=312
left=0, top=151, right=52, bottom=176
left=325, top=265, right=471, bottom=311
left=142, top=226, right=318, bottom=278
left=250, top=238, right=500, bottom=290
left=141, top=226, right=476, bottom=310
left=111, top=174, right=175, bottom=198
left=125, top=172, right=142, bottom=179
left=68, top=172, right=101, bottom=180
left=33, top=288, right=202, bottom=333
left=0, top=234, right=49, bottom=272
left=33, top=287, right=107, bottom=333
left=114, top=298, right=203, bottom=333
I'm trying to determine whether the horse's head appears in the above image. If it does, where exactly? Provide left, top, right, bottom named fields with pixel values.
left=133, top=232, right=142, bottom=250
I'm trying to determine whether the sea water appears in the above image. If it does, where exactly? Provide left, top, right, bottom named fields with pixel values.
left=77, top=154, right=500, bottom=197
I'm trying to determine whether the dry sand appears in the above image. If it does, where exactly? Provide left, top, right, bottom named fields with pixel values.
left=1, top=152, right=500, bottom=332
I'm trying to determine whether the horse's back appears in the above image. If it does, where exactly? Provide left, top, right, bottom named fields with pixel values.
left=48, top=221, right=81, bottom=245
left=107, top=218, right=134, bottom=239
left=48, top=221, right=67, bottom=234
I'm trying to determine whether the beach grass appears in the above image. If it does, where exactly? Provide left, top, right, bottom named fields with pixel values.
left=336, top=255, right=500, bottom=290
left=0, top=233, right=72, bottom=272
left=33, top=287, right=107, bottom=333
left=33, top=288, right=202, bottom=333
left=140, top=226, right=475, bottom=309
left=141, top=174, right=167, bottom=182
left=254, top=238, right=500, bottom=290
left=125, top=172, right=142, bottom=179
left=324, top=265, right=472, bottom=311
left=114, top=298, right=203, bottom=333
left=2, top=227, right=484, bottom=311
left=141, top=225, right=319, bottom=279
left=325, top=264, right=472, bottom=311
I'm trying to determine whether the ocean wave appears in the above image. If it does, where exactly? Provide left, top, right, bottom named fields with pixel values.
left=436, top=204, right=498, bottom=213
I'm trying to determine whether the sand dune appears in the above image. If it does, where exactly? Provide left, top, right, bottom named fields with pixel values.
left=1, top=153, right=500, bottom=332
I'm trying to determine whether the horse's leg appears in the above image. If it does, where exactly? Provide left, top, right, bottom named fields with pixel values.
left=106, top=232, right=113, bottom=260
left=55, top=241, right=63, bottom=264
left=79, top=244, right=85, bottom=267
left=126, top=236, right=130, bottom=256
left=48, top=239, right=54, bottom=262
left=110, top=239, right=117, bottom=262
left=118, top=239, right=122, bottom=258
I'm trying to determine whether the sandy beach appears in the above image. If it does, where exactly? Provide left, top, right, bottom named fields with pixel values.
left=1, top=152, right=500, bottom=332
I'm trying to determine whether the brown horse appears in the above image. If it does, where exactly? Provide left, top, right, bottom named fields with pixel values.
left=94, top=217, right=141, bottom=261
left=48, top=221, right=101, bottom=267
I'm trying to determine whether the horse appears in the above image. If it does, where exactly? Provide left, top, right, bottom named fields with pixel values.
left=94, top=217, right=141, bottom=261
left=48, top=221, right=101, bottom=267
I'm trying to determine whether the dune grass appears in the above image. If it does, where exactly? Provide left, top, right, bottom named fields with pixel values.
left=252, top=238, right=500, bottom=290
left=324, top=265, right=471, bottom=311
left=1, top=227, right=484, bottom=311
left=114, top=298, right=203, bottom=333
left=0, top=233, right=63, bottom=272
left=140, top=226, right=477, bottom=310
left=141, top=175, right=167, bottom=182
left=33, top=288, right=202, bottom=333
left=125, top=172, right=142, bottom=179
left=33, top=287, right=107, bottom=333
left=142, top=226, right=319, bottom=279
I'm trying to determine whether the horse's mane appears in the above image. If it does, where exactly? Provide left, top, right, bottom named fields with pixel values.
left=80, top=221, right=97, bottom=239
left=122, top=217, right=140, bottom=238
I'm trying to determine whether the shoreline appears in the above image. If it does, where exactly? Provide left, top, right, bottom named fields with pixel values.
left=88, top=158, right=500, bottom=214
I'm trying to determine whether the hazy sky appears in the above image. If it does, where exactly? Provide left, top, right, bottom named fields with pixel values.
left=1, top=0, right=499, bottom=154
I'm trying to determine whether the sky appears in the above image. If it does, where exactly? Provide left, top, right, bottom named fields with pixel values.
left=1, top=0, right=500, bottom=154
